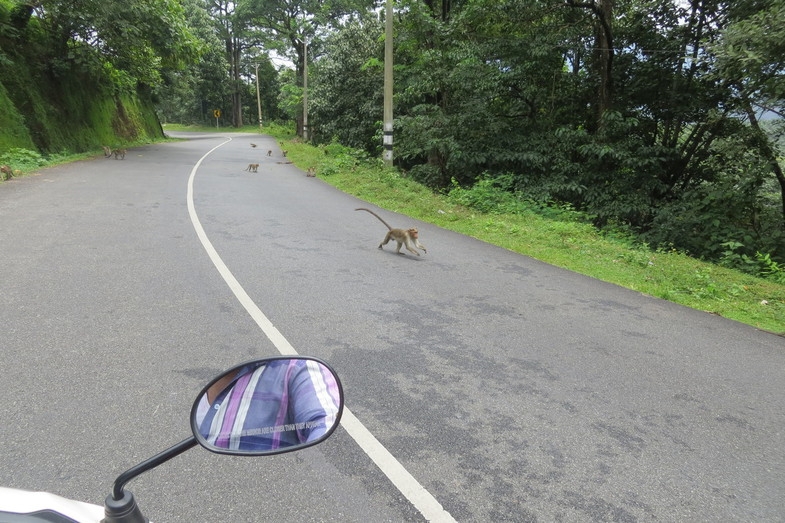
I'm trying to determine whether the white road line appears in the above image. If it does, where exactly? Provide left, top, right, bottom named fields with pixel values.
left=186, top=138, right=456, bottom=522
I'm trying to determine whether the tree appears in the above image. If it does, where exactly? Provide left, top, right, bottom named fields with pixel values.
left=26, top=0, right=199, bottom=88
left=308, top=15, right=384, bottom=151
left=712, top=0, right=785, bottom=228
left=392, top=0, right=573, bottom=186
left=157, top=0, right=231, bottom=124
left=204, top=0, right=254, bottom=127
left=240, top=0, right=375, bottom=136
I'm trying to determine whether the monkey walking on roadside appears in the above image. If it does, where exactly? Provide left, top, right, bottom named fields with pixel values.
left=267, top=150, right=272, bottom=156
left=306, top=167, right=316, bottom=177
left=245, top=163, right=259, bottom=172
left=355, top=208, right=427, bottom=256
left=103, top=146, right=125, bottom=159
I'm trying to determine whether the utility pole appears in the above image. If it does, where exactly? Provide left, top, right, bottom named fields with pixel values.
left=382, top=0, right=393, bottom=166
left=254, top=62, right=262, bottom=132
left=302, top=40, right=309, bottom=142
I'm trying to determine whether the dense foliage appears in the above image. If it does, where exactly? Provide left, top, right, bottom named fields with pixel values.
left=155, top=0, right=375, bottom=127
left=0, top=0, right=198, bottom=152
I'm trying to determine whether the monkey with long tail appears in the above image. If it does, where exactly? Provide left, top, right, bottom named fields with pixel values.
left=355, top=208, right=427, bottom=256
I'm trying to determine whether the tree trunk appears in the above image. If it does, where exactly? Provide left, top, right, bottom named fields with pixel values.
left=596, top=0, right=613, bottom=119
left=224, top=36, right=243, bottom=128
left=745, top=103, right=785, bottom=229
left=566, top=0, right=614, bottom=126
left=292, top=38, right=306, bottom=137
left=231, top=37, right=243, bottom=128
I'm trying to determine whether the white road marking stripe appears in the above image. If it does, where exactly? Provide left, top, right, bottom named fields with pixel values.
left=186, top=137, right=455, bottom=522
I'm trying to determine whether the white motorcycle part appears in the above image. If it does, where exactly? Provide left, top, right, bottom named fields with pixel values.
left=0, top=486, right=104, bottom=522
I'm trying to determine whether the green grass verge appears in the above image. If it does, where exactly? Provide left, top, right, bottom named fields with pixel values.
left=1, top=135, right=177, bottom=180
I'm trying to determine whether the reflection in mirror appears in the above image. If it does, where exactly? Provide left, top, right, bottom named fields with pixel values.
left=191, top=357, right=343, bottom=455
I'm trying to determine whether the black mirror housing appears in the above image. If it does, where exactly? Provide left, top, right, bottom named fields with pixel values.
left=191, top=356, right=344, bottom=456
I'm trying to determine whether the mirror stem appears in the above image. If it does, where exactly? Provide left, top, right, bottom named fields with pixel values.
left=111, top=437, right=198, bottom=500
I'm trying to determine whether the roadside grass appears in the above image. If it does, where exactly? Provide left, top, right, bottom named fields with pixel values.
left=0, top=135, right=177, bottom=180
left=15, top=123, right=784, bottom=334
left=0, top=148, right=94, bottom=179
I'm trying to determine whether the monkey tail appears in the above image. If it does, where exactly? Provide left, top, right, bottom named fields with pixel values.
left=355, top=208, right=392, bottom=230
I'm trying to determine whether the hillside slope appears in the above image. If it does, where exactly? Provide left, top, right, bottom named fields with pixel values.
left=0, top=2, right=163, bottom=158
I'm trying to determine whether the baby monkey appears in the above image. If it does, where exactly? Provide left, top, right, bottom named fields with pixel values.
left=355, top=208, right=427, bottom=256
left=245, top=163, right=259, bottom=172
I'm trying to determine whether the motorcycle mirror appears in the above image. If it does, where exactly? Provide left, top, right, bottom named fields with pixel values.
left=191, top=356, right=344, bottom=456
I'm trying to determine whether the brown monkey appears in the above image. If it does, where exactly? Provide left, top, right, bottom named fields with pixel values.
left=245, top=163, right=259, bottom=172
left=113, top=148, right=126, bottom=159
left=306, top=167, right=316, bottom=177
left=102, top=146, right=112, bottom=158
left=355, top=208, right=427, bottom=256
left=0, top=164, right=12, bottom=179
left=282, top=150, right=288, bottom=157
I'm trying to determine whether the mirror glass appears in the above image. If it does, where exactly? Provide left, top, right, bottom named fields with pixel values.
left=191, top=357, right=344, bottom=455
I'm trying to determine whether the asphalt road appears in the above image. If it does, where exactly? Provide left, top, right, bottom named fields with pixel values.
left=1, top=132, right=783, bottom=522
